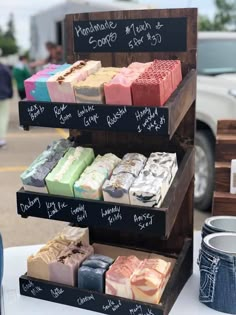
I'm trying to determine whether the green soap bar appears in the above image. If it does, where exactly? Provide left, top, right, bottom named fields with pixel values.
left=46, top=147, right=94, bottom=197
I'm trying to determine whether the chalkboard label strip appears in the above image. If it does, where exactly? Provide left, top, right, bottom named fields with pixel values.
left=73, top=17, right=187, bottom=53
left=20, top=274, right=164, bottom=315
left=16, top=189, right=166, bottom=236
left=19, top=101, right=169, bottom=135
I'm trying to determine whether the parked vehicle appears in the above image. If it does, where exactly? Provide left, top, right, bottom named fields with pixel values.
left=195, top=32, right=236, bottom=210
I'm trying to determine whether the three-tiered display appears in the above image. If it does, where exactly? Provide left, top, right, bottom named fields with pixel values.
left=17, top=8, right=197, bottom=315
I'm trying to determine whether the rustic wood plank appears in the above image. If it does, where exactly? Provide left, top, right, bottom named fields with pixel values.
left=215, top=162, right=230, bottom=192
left=217, top=120, right=236, bottom=135
left=212, top=191, right=236, bottom=216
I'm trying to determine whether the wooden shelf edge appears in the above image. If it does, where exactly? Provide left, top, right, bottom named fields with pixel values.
left=169, top=70, right=196, bottom=138
left=163, top=148, right=195, bottom=237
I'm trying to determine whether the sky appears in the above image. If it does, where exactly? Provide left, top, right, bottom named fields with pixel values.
left=0, top=0, right=215, bottom=51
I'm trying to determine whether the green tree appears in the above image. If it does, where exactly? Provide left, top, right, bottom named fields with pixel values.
left=0, top=13, right=18, bottom=56
left=198, top=15, right=215, bottom=31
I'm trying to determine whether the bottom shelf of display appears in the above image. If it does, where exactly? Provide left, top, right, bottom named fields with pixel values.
left=19, top=239, right=192, bottom=315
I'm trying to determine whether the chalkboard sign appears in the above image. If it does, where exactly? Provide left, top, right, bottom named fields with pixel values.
left=19, top=101, right=169, bottom=135
left=20, top=275, right=164, bottom=315
left=17, top=189, right=166, bottom=236
left=73, top=18, right=187, bottom=53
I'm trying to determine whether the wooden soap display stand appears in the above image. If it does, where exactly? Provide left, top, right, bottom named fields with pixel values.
left=17, top=8, right=197, bottom=315
left=212, top=120, right=236, bottom=215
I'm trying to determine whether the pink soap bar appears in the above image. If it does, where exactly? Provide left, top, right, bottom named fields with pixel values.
left=131, top=67, right=172, bottom=106
left=152, top=60, right=182, bottom=90
left=106, top=255, right=141, bottom=299
left=104, top=62, right=151, bottom=106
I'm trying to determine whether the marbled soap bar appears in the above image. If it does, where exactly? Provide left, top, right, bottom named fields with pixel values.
left=46, top=147, right=94, bottom=197
left=147, top=152, right=178, bottom=179
left=74, top=153, right=121, bottom=200
left=102, top=173, right=135, bottom=204
left=123, top=153, right=147, bottom=164
left=129, top=176, right=162, bottom=208
left=47, top=60, right=101, bottom=103
left=24, top=64, right=71, bottom=101
left=104, top=62, right=151, bottom=105
left=21, top=139, right=73, bottom=193
left=78, top=254, right=113, bottom=293
left=106, top=256, right=141, bottom=299
left=74, top=67, right=120, bottom=104
left=130, top=258, right=171, bottom=304
left=49, top=244, right=94, bottom=286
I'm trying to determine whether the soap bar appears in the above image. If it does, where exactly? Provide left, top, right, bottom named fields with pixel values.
left=78, top=254, right=113, bottom=292
left=148, top=152, right=178, bottom=179
left=82, top=259, right=110, bottom=270
left=54, top=226, right=90, bottom=246
left=46, top=147, right=94, bottom=197
left=88, top=254, right=114, bottom=265
left=130, top=258, right=171, bottom=304
left=24, top=64, right=71, bottom=101
left=104, top=62, right=151, bottom=105
left=123, top=153, right=147, bottom=164
left=74, top=67, right=120, bottom=104
left=47, top=60, right=101, bottom=103
left=21, top=139, right=73, bottom=193
left=27, top=240, right=68, bottom=281
left=78, top=266, right=106, bottom=293
left=74, top=153, right=121, bottom=200
left=106, top=256, right=141, bottom=299
left=129, top=176, right=162, bottom=208
left=112, top=159, right=144, bottom=178
left=49, top=244, right=94, bottom=286
left=102, top=173, right=135, bottom=204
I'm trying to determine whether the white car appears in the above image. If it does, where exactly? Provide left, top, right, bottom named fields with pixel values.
left=195, top=32, right=236, bottom=210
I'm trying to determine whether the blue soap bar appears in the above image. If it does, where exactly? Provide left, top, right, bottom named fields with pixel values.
left=82, top=259, right=110, bottom=270
left=78, top=266, right=105, bottom=293
left=88, top=254, right=114, bottom=265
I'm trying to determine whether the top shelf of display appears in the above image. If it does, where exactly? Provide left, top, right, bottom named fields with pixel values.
left=19, top=69, right=196, bottom=138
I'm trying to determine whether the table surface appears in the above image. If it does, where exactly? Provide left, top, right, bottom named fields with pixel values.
left=1, top=232, right=224, bottom=315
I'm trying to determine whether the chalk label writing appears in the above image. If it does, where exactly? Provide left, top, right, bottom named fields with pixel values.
left=50, top=288, right=64, bottom=299
left=54, top=104, right=72, bottom=125
left=107, top=107, right=127, bottom=128
left=135, top=107, right=166, bottom=133
left=101, top=206, right=122, bottom=226
left=20, top=197, right=41, bottom=213
left=77, top=294, right=95, bottom=306
left=27, top=105, right=45, bottom=121
left=71, top=204, right=87, bottom=223
left=103, top=299, right=122, bottom=312
left=130, top=305, right=156, bottom=315
left=22, top=281, right=43, bottom=297
left=46, top=201, right=68, bottom=219
left=134, top=213, right=155, bottom=231
left=73, top=18, right=187, bottom=53
left=77, top=105, right=100, bottom=127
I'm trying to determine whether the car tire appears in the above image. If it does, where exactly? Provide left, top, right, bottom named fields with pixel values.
left=194, top=130, right=215, bottom=211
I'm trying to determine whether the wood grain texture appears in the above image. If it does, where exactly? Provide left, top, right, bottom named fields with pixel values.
left=213, top=192, right=236, bottom=216
left=215, top=162, right=230, bottom=192
left=217, top=120, right=236, bottom=135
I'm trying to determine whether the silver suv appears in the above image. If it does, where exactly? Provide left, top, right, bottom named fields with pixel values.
left=195, top=32, right=236, bottom=210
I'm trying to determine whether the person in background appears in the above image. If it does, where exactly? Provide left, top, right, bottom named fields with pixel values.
left=0, top=62, right=13, bottom=149
left=30, top=42, right=63, bottom=68
left=13, top=55, right=31, bottom=100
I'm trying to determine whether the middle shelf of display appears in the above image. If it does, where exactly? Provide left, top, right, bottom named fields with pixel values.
left=19, top=70, right=196, bottom=139
left=17, top=147, right=194, bottom=238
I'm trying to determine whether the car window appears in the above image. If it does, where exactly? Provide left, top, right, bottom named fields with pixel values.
left=198, top=39, right=236, bottom=75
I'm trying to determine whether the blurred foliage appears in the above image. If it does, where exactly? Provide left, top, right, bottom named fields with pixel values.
left=0, top=13, right=18, bottom=56
left=199, top=0, right=236, bottom=31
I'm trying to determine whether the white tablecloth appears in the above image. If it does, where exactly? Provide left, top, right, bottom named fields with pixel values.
left=1, top=232, right=224, bottom=315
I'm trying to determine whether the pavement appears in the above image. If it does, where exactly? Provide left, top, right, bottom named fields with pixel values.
left=0, top=92, right=209, bottom=248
